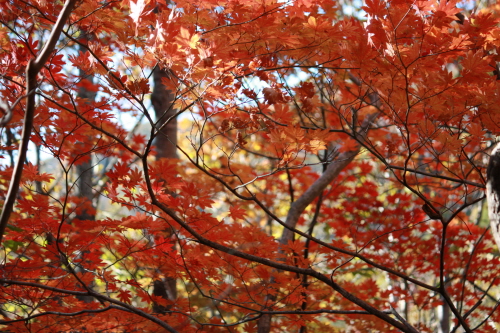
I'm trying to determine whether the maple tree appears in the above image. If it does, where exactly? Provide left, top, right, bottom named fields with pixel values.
left=1, top=0, right=500, bottom=332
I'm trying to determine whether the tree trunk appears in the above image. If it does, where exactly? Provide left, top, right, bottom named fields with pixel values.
left=439, top=295, right=451, bottom=333
left=74, top=38, right=97, bottom=304
left=152, top=67, right=177, bottom=159
left=487, top=142, right=500, bottom=250
left=75, top=37, right=97, bottom=222
left=151, top=66, right=178, bottom=308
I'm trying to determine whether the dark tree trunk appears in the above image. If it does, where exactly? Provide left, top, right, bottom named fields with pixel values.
left=152, top=67, right=177, bottom=159
left=487, top=142, right=500, bottom=250
left=151, top=66, right=178, bottom=308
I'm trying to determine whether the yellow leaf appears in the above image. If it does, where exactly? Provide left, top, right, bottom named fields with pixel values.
left=308, top=16, right=317, bottom=28
left=309, top=139, right=327, bottom=154
left=179, top=27, right=190, bottom=40
left=189, top=33, right=200, bottom=49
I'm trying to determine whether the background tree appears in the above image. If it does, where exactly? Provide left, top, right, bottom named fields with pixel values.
left=150, top=7, right=179, bottom=306
left=1, top=0, right=500, bottom=332
left=487, top=142, right=500, bottom=251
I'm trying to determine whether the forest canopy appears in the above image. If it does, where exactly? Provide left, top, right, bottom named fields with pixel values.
left=1, top=0, right=500, bottom=332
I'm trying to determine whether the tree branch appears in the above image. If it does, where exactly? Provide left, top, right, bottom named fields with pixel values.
left=140, top=157, right=420, bottom=333
left=0, top=279, right=179, bottom=333
left=0, top=0, right=77, bottom=244
left=280, top=111, right=379, bottom=245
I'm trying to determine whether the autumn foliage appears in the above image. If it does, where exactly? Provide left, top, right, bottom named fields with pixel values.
left=1, top=0, right=500, bottom=332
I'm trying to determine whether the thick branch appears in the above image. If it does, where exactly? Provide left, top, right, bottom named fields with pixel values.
left=0, top=0, right=77, bottom=244
left=280, top=112, right=378, bottom=245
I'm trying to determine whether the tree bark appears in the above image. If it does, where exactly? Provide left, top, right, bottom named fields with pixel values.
left=486, top=142, right=500, bottom=250
left=152, top=67, right=177, bottom=159
left=74, top=38, right=97, bottom=304
left=151, top=66, right=178, bottom=308
left=75, top=63, right=96, bottom=222
left=440, top=294, right=451, bottom=333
